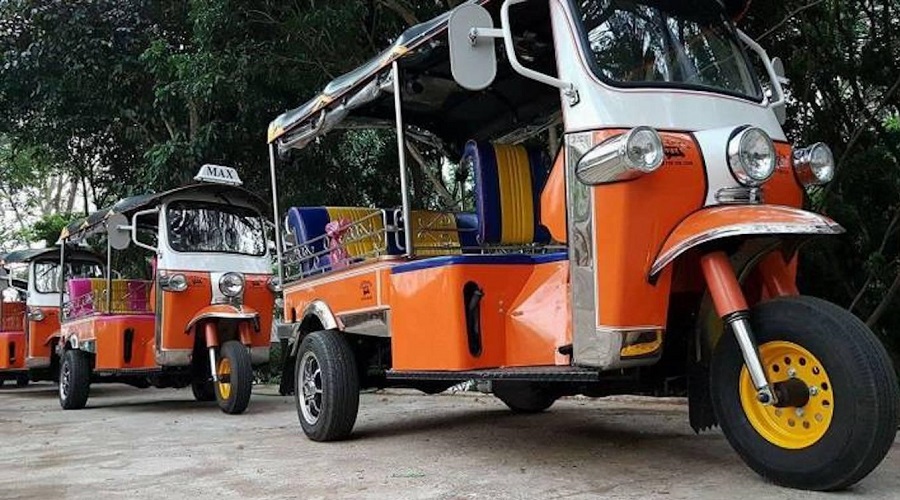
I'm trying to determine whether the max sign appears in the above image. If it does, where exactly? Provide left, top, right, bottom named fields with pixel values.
left=194, top=164, right=243, bottom=186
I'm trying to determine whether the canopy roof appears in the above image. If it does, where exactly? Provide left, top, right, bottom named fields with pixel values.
left=267, top=0, right=563, bottom=154
left=1, top=247, right=101, bottom=265
left=60, top=183, right=268, bottom=243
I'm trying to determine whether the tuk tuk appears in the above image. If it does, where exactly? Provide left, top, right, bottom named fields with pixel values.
left=1, top=248, right=103, bottom=384
left=0, top=264, right=28, bottom=387
left=265, top=0, right=898, bottom=491
left=56, top=165, right=275, bottom=414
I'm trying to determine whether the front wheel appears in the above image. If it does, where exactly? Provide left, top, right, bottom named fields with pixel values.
left=59, top=349, right=91, bottom=410
left=711, top=296, right=899, bottom=491
left=215, top=340, right=253, bottom=415
left=294, top=330, right=359, bottom=441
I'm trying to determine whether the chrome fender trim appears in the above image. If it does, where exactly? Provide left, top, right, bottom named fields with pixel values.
left=184, top=309, right=259, bottom=332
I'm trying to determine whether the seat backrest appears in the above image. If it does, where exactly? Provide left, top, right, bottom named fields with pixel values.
left=464, top=141, right=550, bottom=245
left=67, top=278, right=150, bottom=317
left=285, top=206, right=387, bottom=273
left=0, top=302, right=25, bottom=331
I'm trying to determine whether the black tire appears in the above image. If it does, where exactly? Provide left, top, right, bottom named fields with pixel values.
left=215, top=340, right=253, bottom=415
left=0, top=378, right=5, bottom=389
left=711, top=296, right=899, bottom=491
left=492, top=381, right=559, bottom=413
left=59, top=350, right=91, bottom=410
left=191, top=379, right=216, bottom=402
left=294, top=330, right=359, bottom=441
left=16, top=375, right=29, bottom=388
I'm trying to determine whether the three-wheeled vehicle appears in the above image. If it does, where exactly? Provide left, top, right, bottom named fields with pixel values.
left=265, top=0, right=898, bottom=491
left=56, top=165, right=275, bottom=414
left=1, top=248, right=104, bottom=384
left=0, top=263, right=28, bottom=387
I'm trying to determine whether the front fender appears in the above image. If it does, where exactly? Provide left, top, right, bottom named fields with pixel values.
left=184, top=304, right=259, bottom=332
left=649, top=205, right=843, bottom=279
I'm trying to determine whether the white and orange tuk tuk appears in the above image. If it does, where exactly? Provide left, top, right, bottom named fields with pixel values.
left=0, top=264, right=28, bottom=387
left=56, top=165, right=275, bottom=414
left=1, top=248, right=103, bottom=385
left=265, top=0, right=898, bottom=490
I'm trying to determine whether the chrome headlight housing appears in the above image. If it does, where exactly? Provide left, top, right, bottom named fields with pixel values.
left=793, top=143, right=835, bottom=187
left=160, top=273, right=188, bottom=292
left=576, top=126, right=665, bottom=185
left=27, top=307, right=45, bottom=322
left=219, top=272, right=244, bottom=297
left=727, top=127, right=776, bottom=186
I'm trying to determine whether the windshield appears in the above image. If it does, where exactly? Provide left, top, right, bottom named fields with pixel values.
left=574, top=0, right=761, bottom=100
left=167, top=201, right=266, bottom=256
left=35, top=261, right=103, bottom=294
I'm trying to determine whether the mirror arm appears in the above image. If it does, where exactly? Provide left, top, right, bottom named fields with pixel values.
left=472, top=0, right=579, bottom=105
left=125, top=208, right=159, bottom=253
left=737, top=30, right=786, bottom=109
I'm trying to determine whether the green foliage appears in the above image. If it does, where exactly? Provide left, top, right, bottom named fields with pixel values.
left=20, top=213, right=78, bottom=246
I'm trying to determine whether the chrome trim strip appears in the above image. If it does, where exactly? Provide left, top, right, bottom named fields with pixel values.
left=25, top=356, right=51, bottom=369
left=184, top=310, right=258, bottom=332
left=337, top=307, right=391, bottom=337
left=301, top=300, right=340, bottom=331
left=156, top=349, right=192, bottom=366
left=649, top=221, right=844, bottom=279
left=715, top=187, right=762, bottom=205
left=574, top=326, right=665, bottom=369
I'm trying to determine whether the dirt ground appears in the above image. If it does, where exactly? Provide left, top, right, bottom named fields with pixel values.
left=0, top=383, right=897, bottom=500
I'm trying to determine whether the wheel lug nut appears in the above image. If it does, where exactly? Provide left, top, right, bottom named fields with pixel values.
left=809, top=386, right=819, bottom=396
left=788, top=368, right=797, bottom=378
left=795, top=408, right=805, bottom=417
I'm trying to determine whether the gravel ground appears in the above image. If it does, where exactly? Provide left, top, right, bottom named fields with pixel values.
left=0, top=383, right=897, bottom=499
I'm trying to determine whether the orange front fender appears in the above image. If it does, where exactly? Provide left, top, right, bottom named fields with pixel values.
left=184, top=304, right=259, bottom=333
left=649, top=205, right=844, bottom=279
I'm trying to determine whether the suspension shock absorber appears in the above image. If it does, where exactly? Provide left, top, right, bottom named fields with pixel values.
left=204, top=322, right=219, bottom=382
left=700, top=251, right=776, bottom=405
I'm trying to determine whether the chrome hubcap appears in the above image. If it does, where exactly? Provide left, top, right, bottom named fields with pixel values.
left=59, top=361, right=70, bottom=400
left=298, top=351, right=323, bottom=425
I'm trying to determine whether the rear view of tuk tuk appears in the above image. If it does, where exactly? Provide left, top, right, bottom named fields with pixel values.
left=56, top=165, right=275, bottom=414
left=266, top=0, right=898, bottom=491
left=0, top=265, right=28, bottom=388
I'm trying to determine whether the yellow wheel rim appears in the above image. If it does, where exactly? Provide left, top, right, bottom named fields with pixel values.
left=217, top=357, right=232, bottom=401
left=739, top=341, right=834, bottom=449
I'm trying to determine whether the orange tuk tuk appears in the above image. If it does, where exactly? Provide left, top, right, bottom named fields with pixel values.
left=0, top=264, right=28, bottom=387
left=265, top=0, right=898, bottom=490
left=1, top=248, right=103, bottom=385
left=56, top=165, right=275, bottom=414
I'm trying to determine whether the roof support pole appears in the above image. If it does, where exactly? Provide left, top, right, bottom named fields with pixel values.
left=268, top=143, right=285, bottom=286
left=106, top=235, right=112, bottom=313
left=393, top=61, right=414, bottom=257
left=59, top=244, right=66, bottom=314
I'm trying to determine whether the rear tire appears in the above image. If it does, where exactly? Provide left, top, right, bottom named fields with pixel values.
left=710, top=296, right=899, bottom=491
left=16, top=375, right=29, bottom=388
left=215, top=340, right=253, bottom=415
left=492, top=381, right=559, bottom=413
left=294, top=330, right=359, bottom=441
left=59, top=350, right=91, bottom=410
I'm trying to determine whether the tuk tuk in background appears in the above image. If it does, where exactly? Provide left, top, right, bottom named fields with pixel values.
left=56, top=165, right=275, bottom=414
left=0, top=264, right=28, bottom=387
left=1, top=248, right=103, bottom=385
left=264, top=0, right=898, bottom=491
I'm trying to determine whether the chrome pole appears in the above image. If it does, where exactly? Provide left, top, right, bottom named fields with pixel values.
left=59, top=243, right=66, bottom=313
left=392, top=61, right=414, bottom=257
left=268, top=143, right=285, bottom=285
left=106, top=234, right=112, bottom=313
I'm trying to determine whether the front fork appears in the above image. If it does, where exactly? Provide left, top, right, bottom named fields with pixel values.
left=203, top=322, right=253, bottom=382
left=700, top=251, right=792, bottom=406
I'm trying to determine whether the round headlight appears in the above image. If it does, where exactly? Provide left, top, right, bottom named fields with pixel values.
left=623, top=126, right=665, bottom=173
left=728, top=127, right=776, bottom=186
left=28, top=307, right=45, bottom=322
left=219, top=272, right=244, bottom=297
left=794, top=143, right=835, bottom=187
left=163, top=273, right=188, bottom=292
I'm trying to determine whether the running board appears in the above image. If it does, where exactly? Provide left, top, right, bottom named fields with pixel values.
left=385, top=366, right=601, bottom=382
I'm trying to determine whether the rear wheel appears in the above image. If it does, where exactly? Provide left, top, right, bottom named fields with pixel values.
left=295, top=330, right=359, bottom=441
left=15, top=375, right=29, bottom=388
left=215, top=340, right=253, bottom=415
left=191, top=379, right=216, bottom=402
left=492, top=381, right=559, bottom=413
left=59, top=350, right=91, bottom=410
left=711, top=296, right=899, bottom=491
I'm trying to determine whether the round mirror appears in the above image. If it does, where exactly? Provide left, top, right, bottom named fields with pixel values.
left=106, top=213, right=132, bottom=251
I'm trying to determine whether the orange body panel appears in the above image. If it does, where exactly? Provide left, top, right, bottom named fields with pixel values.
left=758, top=252, right=800, bottom=298
left=62, top=315, right=156, bottom=370
left=159, top=271, right=273, bottom=352
left=0, top=331, right=26, bottom=370
left=27, top=306, right=61, bottom=364
left=1, top=302, right=25, bottom=332
left=592, top=131, right=707, bottom=328
left=504, top=260, right=571, bottom=366
left=390, top=263, right=530, bottom=370
left=284, top=261, right=396, bottom=323
left=764, top=143, right=804, bottom=208
left=541, top=151, right=568, bottom=243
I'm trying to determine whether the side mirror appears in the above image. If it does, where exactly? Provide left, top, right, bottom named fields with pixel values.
left=107, top=213, right=131, bottom=250
left=448, top=4, right=497, bottom=91
left=771, top=57, right=788, bottom=125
